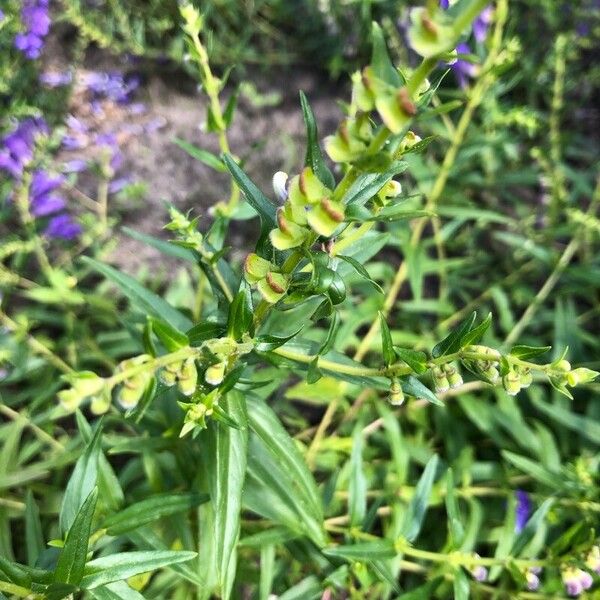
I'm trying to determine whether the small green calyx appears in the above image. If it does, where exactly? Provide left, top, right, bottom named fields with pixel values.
left=408, top=7, right=455, bottom=58
left=307, top=197, right=345, bottom=237
left=257, top=271, right=289, bottom=304
left=244, top=253, right=271, bottom=284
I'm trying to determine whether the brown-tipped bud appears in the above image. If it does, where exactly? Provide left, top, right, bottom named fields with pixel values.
left=339, top=120, right=351, bottom=146
left=277, top=207, right=290, bottom=234
left=397, top=88, right=417, bottom=117
left=421, top=12, right=438, bottom=36
left=321, top=198, right=344, bottom=223
left=266, top=271, right=286, bottom=294
left=244, top=253, right=271, bottom=284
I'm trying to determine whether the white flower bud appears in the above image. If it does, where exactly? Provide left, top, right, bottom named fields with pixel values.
left=272, top=171, right=289, bottom=202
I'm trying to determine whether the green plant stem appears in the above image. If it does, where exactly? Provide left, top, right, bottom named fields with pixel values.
left=504, top=181, right=600, bottom=347
left=352, top=0, right=508, bottom=364
left=0, top=403, right=64, bottom=451
left=0, top=308, right=74, bottom=374
left=0, top=581, right=37, bottom=598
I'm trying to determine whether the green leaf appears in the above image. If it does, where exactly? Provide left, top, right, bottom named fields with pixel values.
left=25, top=491, right=44, bottom=567
left=323, top=540, right=396, bottom=561
left=338, top=255, right=383, bottom=293
left=102, top=493, right=208, bottom=536
left=173, top=138, right=226, bottom=172
left=453, top=568, right=470, bottom=600
left=81, top=257, right=191, bottom=332
left=148, top=317, right=189, bottom=352
left=348, top=422, right=367, bottom=527
left=394, top=348, right=427, bottom=374
left=299, top=91, right=335, bottom=189
left=344, top=162, right=408, bottom=206
left=255, top=328, right=303, bottom=352
left=510, top=345, right=551, bottom=360
left=197, top=392, right=248, bottom=598
left=247, top=400, right=325, bottom=542
left=81, top=551, right=197, bottom=589
left=187, top=321, right=227, bottom=346
left=122, top=227, right=196, bottom=262
left=401, top=455, right=439, bottom=542
left=223, top=87, right=240, bottom=127
left=259, top=544, right=275, bottom=600
left=510, top=499, right=554, bottom=557
left=502, top=451, right=564, bottom=490
left=54, top=488, right=98, bottom=585
left=461, top=312, right=492, bottom=347
left=222, top=154, right=277, bottom=229
left=370, top=22, right=402, bottom=86
left=379, top=313, right=395, bottom=366
left=445, top=470, right=465, bottom=548
left=432, top=312, right=477, bottom=358
left=402, top=376, right=442, bottom=406
left=59, top=423, right=102, bottom=535
left=88, top=580, right=146, bottom=600
left=226, top=285, right=254, bottom=341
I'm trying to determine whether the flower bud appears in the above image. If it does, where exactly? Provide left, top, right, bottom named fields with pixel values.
left=257, top=271, right=289, bottom=304
left=90, top=387, right=112, bottom=415
left=58, top=388, right=82, bottom=412
left=555, top=359, right=571, bottom=372
left=244, top=253, right=272, bottom=284
left=407, top=8, right=454, bottom=58
left=205, top=361, right=226, bottom=386
left=71, top=371, right=106, bottom=398
left=272, top=171, right=289, bottom=201
left=502, top=370, right=522, bottom=396
left=306, top=197, right=345, bottom=237
left=388, top=378, right=405, bottom=406
left=159, top=362, right=180, bottom=387
left=270, top=206, right=308, bottom=250
left=470, top=555, right=488, bottom=582
left=177, top=357, right=198, bottom=396
left=567, top=367, right=599, bottom=387
left=444, top=364, right=463, bottom=388
left=519, top=369, right=533, bottom=388
left=398, top=131, right=422, bottom=153
left=375, top=87, right=417, bottom=134
left=562, top=567, right=593, bottom=597
left=586, top=546, right=600, bottom=575
left=525, top=567, right=542, bottom=591
left=480, top=362, right=500, bottom=384
left=118, top=374, right=148, bottom=409
left=433, top=367, right=449, bottom=393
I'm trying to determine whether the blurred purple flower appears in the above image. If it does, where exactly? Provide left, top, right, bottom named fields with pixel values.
left=61, top=135, right=87, bottom=151
left=439, top=0, right=450, bottom=8
left=63, top=159, right=88, bottom=173
left=128, top=102, right=147, bottom=115
left=82, top=71, right=140, bottom=104
left=40, top=71, right=73, bottom=87
left=65, top=115, right=88, bottom=133
left=563, top=568, right=593, bottom=597
left=0, top=9, right=6, bottom=21
left=515, top=490, right=532, bottom=533
left=0, top=117, right=48, bottom=178
left=29, top=170, right=66, bottom=216
left=96, top=133, right=123, bottom=170
left=44, top=214, right=82, bottom=239
left=526, top=567, right=542, bottom=591
left=14, top=0, right=51, bottom=59
left=451, top=42, right=478, bottom=88
left=473, top=6, right=493, bottom=43
left=108, top=176, right=132, bottom=194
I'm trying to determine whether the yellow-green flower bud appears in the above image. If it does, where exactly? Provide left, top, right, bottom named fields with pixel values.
left=71, top=371, right=106, bottom=398
left=270, top=206, right=308, bottom=250
left=90, top=387, right=112, bottom=415
left=502, top=371, right=521, bottom=396
left=555, top=359, right=571, bottom=372
left=567, top=367, right=599, bottom=387
left=177, top=357, right=198, bottom=396
left=118, top=375, right=148, bottom=409
left=257, top=271, right=289, bottom=304
left=58, top=388, right=82, bottom=412
left=388, top=378, right=405, bottom=406
left=433, top=367, right=449, bottom=393
left=407, top=7, right=454, bottom=58
left=244, top=253, right=272, bottom=284
left=375, top=87, right=417, bottom=134
left=481, top=363, right=500, bottom=384
left=159, top=362, right=180, bottom=387
left=324, top=117, right=372, bottom=163
left=205, top=361, right=226, bottom=386
left=306, top=197, right=345, bottom=237
left=519, top=369, right=533, bottom=388
left=444, top=364, right=463, bottom=389
left=398, top=131, right=422, bottom=153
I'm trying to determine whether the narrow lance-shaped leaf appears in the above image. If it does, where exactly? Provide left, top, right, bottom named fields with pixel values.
left=401, top=455, right=439, bottom=542
left=59, top=422, right=103, bottom=535
left=432, top=312, right=477, bottom=358
left=379, top=313, right=395, bottom=366
left=299, top=91, right=335, bottom=189
left=54, top=488, right=98, bottom=585
left=370, top=22, right=402, bottom=86
left=348, top=422, right=367, bottom=527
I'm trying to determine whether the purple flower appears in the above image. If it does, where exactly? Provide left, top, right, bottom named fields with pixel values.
left=563, top=568, right=593, bottom=597
left=14, top=0, right=51, bottom=60
left=451, top=42, right=478, bottom=88
left=526, top=567, right=542, bottom=591
left=108, top=176, right=132, bottom=194
left=515, top=490, right=532, bottom=533
left=0, top=9, right=5, bottom=21
left=82, top=71, right=140, bottom=104
left=44, top=214, right=82, bottom=240
left=63, top=159, right=88, bottom=173
left=0, top=117, right=48, bottom=178
left=473, top=6, right=493, bottom=43
left=29, top=170, right=66, bottom=217
left=65, top=115, right=88, bottom=133
left=439, top=0, right=450, bottom=8
left=471, top=565, right=488, bottom=582
left=40, top=71, right=73, bottom=87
